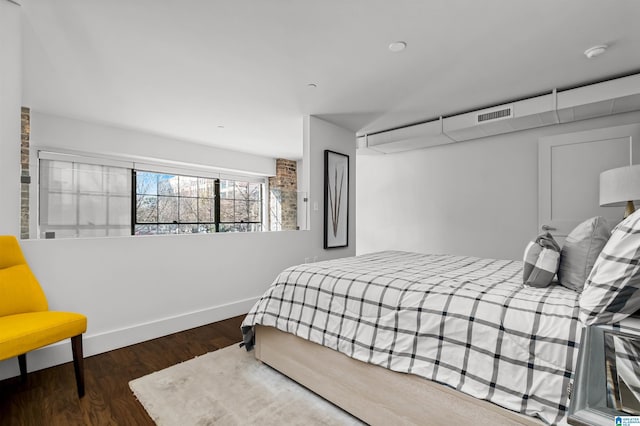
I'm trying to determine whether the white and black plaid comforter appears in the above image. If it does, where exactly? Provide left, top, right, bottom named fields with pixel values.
left=242, top=251, right=582, bottom=425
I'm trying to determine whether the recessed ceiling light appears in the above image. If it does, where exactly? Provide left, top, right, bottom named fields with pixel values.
left=584, top=44, right=608, bottom=59
left=388, top=41, right=407, bottom=52
left=307, top=83, right=317, bottom=88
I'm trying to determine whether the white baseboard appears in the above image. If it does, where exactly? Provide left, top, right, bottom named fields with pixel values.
left=0, top=297, right=258, bottom=381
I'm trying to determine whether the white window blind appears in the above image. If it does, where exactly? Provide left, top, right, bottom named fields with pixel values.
left=39, top=159, right=131, bottom=239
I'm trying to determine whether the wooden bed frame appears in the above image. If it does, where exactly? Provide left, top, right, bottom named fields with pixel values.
left=255, top=325, right=544, bottom=425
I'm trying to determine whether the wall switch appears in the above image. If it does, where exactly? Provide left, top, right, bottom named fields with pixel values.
left=313, top=202, right=319, bottom=211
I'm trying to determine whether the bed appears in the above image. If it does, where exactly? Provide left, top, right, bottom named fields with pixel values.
left=241, top=251, right=583, bottom=425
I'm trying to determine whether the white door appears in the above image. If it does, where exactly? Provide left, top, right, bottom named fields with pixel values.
left=539, top=123, right=640, bottom=244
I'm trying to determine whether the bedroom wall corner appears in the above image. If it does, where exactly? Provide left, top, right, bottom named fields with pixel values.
left=0, top=0, right=22, bottom=237
left=304, top=116, right=356, bottom=260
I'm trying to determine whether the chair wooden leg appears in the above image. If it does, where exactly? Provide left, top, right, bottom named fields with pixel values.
left=71, top=334, right=85, bottom=398
left=18, top=354, right=27, bottom=383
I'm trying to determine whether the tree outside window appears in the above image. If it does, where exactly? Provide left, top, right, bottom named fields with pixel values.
left=134, top=172, right=262, bottom=235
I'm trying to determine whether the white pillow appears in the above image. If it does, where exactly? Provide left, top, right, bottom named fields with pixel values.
left=579, top=211, right=640, bottom=325
left=557, top=216, right=610, bottom=292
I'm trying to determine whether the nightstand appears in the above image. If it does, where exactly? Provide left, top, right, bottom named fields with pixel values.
left=569, top=324, right=640, bottom=425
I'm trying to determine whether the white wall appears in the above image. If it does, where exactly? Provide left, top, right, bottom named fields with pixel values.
left=0, top=113, right=356, bottom=380
left=305, top=116, right=356, bottom=259
left=31, top=112, right=276, bottom=177
left=6, top=231, right=313, bottom=377
left=0, top=0, right=22, bottom=237
left=357, top=110, right=640, bottom=260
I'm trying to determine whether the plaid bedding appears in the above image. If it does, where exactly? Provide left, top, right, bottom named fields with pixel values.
left=242, top=251, right=583, bottom=425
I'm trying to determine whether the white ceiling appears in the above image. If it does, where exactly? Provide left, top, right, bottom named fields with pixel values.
left=19, top=0, right=640, bottom=160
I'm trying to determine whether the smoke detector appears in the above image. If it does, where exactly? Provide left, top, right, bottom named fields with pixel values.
left=584, top=45, right=608, bottom=59
left=388, top=41, right=407, bottom=52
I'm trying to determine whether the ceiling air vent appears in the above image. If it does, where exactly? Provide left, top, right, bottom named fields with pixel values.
left=444, top=96, right=555, bottom=142
left=477, top=107, right=512, bottom=123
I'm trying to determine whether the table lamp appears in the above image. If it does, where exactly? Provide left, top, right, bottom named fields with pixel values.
left=600, top=164, right=640, bottom=218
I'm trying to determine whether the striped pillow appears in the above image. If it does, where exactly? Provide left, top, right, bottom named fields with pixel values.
left=579, top=211, right=640, bottom=325
left=523, top=232, right=561, bottom=288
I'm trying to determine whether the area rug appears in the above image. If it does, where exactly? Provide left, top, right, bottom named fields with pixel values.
left=129, top=343, right=364, bottom=425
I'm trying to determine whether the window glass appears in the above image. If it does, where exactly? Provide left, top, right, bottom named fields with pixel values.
left=198, top=178, right=215, bottom=198
left=219, top=180, right=233, bottom=199
left=136, top=171, right=158, bottom=195
left=220, top=199, right=234, bottom=222
left=178, top=197, right=198, bottom=223
left=136, top=195, right=158, bottom=223
left=234, top=181, right=248, bottom=199
left=198, top=198, right=214, bottom=222
left=218, top=179, right=263, bottom=232
left=157, top=196, right=178, bottom=223
left=134, top=171, right=217, bottom=235
left=179, top=176, right=198, bottom=196
left=249, top=183, right=261, bottom=200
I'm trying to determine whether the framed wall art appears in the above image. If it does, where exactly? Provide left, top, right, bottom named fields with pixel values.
left=324, top=150, right=349, bottom=249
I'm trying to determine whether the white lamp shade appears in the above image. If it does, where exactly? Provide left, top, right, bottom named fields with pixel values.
left=600, top=165, right=640, bottom=206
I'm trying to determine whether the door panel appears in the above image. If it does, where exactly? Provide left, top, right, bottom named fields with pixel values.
left=539, top=124, right=640, bottom=243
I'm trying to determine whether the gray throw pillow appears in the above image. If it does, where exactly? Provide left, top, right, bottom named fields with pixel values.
left=558, top=216, right=610, bottom=292
left=523, top=232, right=561, bottom=288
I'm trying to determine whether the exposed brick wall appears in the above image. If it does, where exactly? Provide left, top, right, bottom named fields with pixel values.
left=20, top=107, right=30, bottom=239
left=268, top=159, right=298, bottom=231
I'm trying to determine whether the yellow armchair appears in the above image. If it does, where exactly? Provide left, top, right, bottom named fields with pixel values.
left=0, top=235, right=87, bottom=397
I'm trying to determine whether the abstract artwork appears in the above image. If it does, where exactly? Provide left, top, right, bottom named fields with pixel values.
left=324, top=150, right=349, bottom=249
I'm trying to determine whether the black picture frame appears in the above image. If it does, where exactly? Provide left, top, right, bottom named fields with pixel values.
left=324, top=150, right=349, bottom=249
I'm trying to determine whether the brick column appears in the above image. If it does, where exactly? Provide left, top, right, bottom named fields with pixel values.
left=268, top=159, right=298, bottom=231
left=20, top=107, right=30, bottom=239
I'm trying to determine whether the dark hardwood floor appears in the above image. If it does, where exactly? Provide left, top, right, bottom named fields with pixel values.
left=0, top=315, right=245, bottom=426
